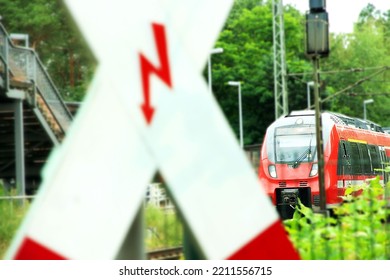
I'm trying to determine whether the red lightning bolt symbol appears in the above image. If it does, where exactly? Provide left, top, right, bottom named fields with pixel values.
left=139, top=23, right=173, bottom=125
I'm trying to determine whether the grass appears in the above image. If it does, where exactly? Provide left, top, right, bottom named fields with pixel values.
left=0, top=186, right=183, bottom=258
left=4, top=176, right=388, bottom=260
left=0, top=187, right=29, bottom=259
left=144, top=204, right=183, bottom=251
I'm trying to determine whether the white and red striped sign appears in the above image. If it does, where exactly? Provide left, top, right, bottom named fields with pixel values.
left=6, top=0, right=299, bottom=260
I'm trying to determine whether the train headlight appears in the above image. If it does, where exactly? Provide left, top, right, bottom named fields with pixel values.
left=309, top=163, right=318, bottom=177
left=268, top=165, right=277, bottom=178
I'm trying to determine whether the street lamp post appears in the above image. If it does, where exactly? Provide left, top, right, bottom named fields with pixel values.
left=228, top=81, right=243, bottom=148
left=208, top=48, right=223, bottom=94
left=307, top=81, right=314, bottom=109
left=363, top=99, right=374, bottom=120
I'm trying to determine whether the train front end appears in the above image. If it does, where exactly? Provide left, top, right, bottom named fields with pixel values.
left=259, top=111, right=320, bottom=218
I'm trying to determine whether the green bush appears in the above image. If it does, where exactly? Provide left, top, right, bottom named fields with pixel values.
left=284, top=176, right=390, bottom=260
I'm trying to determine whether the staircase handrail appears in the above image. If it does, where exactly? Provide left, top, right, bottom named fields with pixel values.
left=0, top=22, right=73, bottom=133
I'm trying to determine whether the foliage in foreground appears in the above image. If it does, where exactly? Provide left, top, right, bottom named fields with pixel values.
left=3, top=177, right=390, bottom=259
left=284, top=176, right=390, bottom=260
left=0, top=186, right=29, bottom=259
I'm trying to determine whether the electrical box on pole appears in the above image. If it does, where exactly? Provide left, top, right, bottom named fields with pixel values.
left=306, top=0, right=329, bottom=57
left=272, top=0, right=289, bottom=119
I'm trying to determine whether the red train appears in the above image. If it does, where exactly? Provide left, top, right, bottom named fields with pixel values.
left=258, top=110, right=390, bottom=218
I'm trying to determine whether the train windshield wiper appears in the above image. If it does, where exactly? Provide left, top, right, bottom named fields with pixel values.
left=292, top=139, right=312, bottom=168
left=292, top=147, right=311, bottom=168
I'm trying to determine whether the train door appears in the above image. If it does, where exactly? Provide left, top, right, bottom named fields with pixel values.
left=368, top=145, right=384, bottom=179
left=337, top=140, right=353, bottom=189
left=359, top=144, right=372, bottom=175
left=380, top=146, right=390, bottom=183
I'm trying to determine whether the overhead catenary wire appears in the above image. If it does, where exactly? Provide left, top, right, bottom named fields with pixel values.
left=320, top=66, right=389, bottom=104
left=291, top=66, right=390, bottom=109
left=287, top=65, right=389, bottom=77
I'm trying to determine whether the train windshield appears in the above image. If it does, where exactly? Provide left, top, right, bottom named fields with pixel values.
left=274, top=125, right=316, bottom=164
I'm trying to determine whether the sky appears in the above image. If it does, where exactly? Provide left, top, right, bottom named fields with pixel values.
left=283, top=0, right=390, bottom=34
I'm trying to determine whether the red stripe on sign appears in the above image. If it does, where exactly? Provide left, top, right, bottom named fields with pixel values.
left=14, top=237, right=67, bottom=260
left=227, top=220, right=300, bottom=260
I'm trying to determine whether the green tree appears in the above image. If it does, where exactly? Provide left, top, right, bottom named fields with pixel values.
left=211, top=0, right=309, bottom=145
left=321, top=4, right=390, bottom=126
left=0, top=0, right=94, bottom=101
left=2, top=0, right=388, bottom=131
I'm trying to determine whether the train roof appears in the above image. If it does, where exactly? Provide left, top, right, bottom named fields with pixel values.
left=286, top=110, right=385, bottom=133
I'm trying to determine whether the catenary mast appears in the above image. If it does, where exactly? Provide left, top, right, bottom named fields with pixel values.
left=272, top=0, right=289, bottom=119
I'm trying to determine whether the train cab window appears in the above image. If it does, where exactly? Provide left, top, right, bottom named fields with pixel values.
left=274, top=125, right=316, bottom=164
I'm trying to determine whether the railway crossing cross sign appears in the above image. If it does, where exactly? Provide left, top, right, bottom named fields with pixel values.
left=6, top=0, right=299, bottom=260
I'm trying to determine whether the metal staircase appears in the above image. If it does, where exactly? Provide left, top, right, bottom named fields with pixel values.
left=0, top=23, right=73, bottom=195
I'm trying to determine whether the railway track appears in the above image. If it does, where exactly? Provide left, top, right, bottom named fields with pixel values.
left=147, top=246, right=183, bottom=260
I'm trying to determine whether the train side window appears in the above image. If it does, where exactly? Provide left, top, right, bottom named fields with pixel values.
left=368, top=145, right=381, bottom=173
left=359, top=144, right=372, bottom=174
left=349, top=142, right=362, bottom=175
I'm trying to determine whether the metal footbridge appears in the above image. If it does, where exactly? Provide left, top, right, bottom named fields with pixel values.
left=0, top=23, right=73, bottom=195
